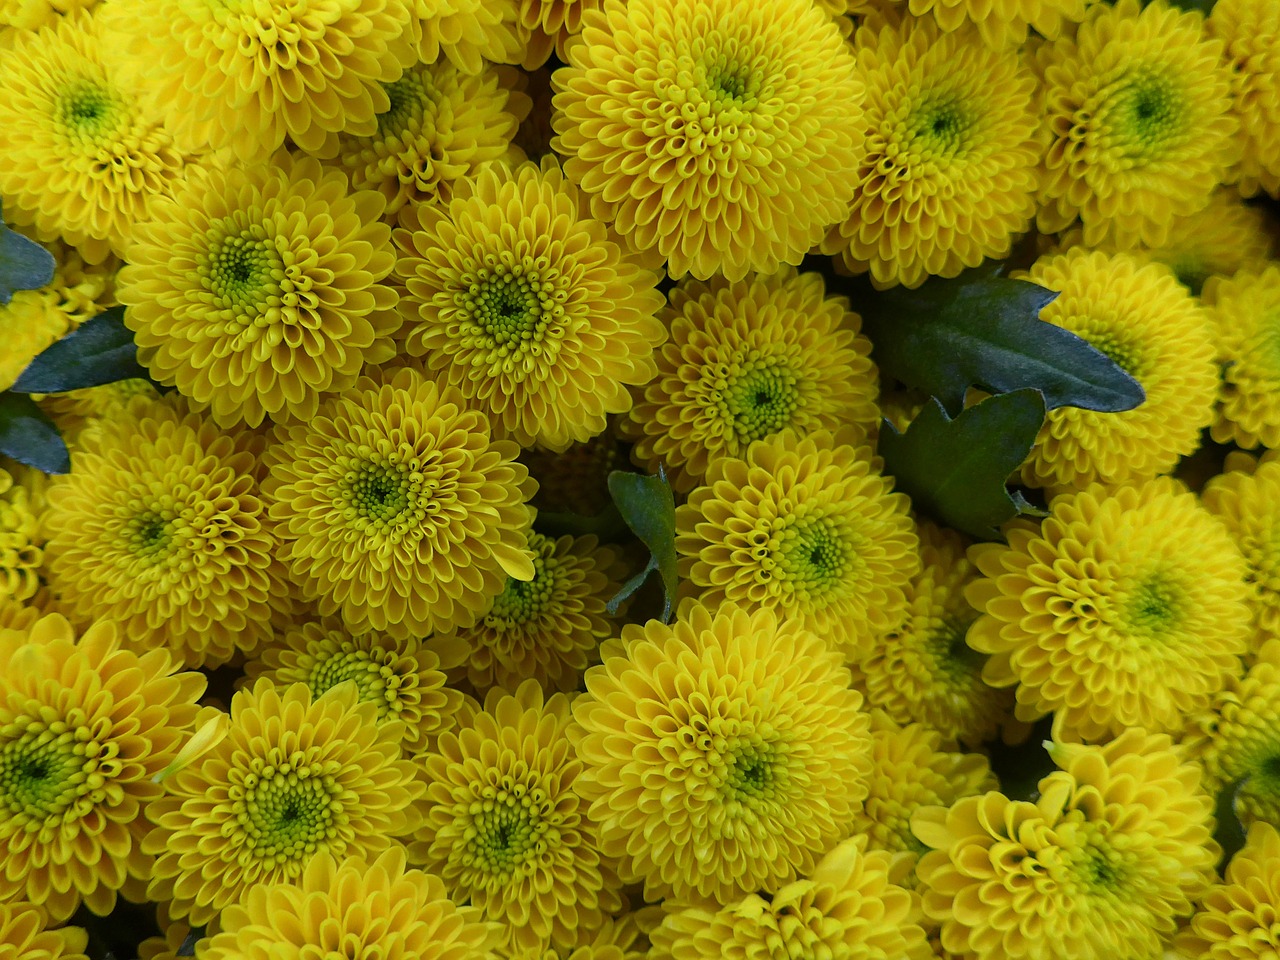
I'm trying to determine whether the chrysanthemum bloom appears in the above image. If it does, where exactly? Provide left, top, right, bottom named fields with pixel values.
left=572, top=602, right=873, bottom=904
left=622, top=269, right=880, bottom=494
left=438, top=532, right=625, bottom=695
left=264, top=367, right=536, bottom=638
left=1183, top=639, right=1280, bottom=828
left=0, top=614, right=205, bottom=920
left=1032, top=0, right=1238, bottom=250
left=144, top=679, right=424, bottom=926
left=675, top=430, right=918, bottom=656
left=101, top=0, right=415, bottom=163
left=1203, top=455, right=1280, bottom=643
left=244, top=617, right=468, bottom=756
left=517, top=0, right=602, bottom=68
left=1209, top=0, right=1280, bottom=198
left=44, top=394, right=292, bottom=668
left=1014, top=250, right=1218, bottom=490
left=200, top=848, right=499, bottom=960
left=914, top=729, right=1218, bottom=960
left=852, top=713, right=996, bottom=859
left=317, top=59, right=531, bottom=219
left=1174, top=821, right=1280, bottom=960
left=850, top=522, right=1015, bottom=748
left=411, top=0, right=523, bottom=75
left=1205, top=266, right=1280, bottom=449
left=966, top=478, right=1251, bottom=741
left=118, top=152, right=401, bottom=429
left=393, top=158, right=665, bottom=451
left=905, top=0, right=1089, bottom=48
left=648, top=835, right=930, bottom=960
left=0, top=13, right=193, bottom=263
left=0, top=902, right=87, bottom=960
left=819, top=19, right=1039, bottom=289
left=551, top=0, right=866, bottom=281
left=410, top=679, right=621, bottom=952
left=0, top=466, right=45, bottom=606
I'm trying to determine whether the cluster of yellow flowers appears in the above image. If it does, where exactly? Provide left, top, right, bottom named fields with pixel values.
left=1, top=0, right=1280, bottom=957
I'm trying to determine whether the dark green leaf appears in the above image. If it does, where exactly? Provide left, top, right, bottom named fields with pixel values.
left=853, top=271, right=1145, bottom=416
left=605, top=468, right=678, bottom=622
left=0, top=392, right=69, bottom=474
left=12, top=306, right=150, bottom=393
left=879, top=389, right=1046, bottom=540
left=1214, top=777, right=1251, bottom=868
left=0, top=222, right=55, bottom=305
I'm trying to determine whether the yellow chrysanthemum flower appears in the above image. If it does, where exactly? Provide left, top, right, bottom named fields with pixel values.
left=1203, top=454, right=1280, bottom=643
left=1033, top=0, right=1238, bottom=250
left=905, top=0, right=1090, bottom=48
left=410, top=679, right=621, bottom=953
left=1209, top=0, right=1280, bottom=198
left=244, top=617, right=468, bottom=756
left=0, top=13, right=193, bottom=264
left=411, top=0, right=523, bottom=75
left=144, top=679, right=424, bottom=926
left=675, top=430, right=919, bottom=657
left=851, top=521, right=1015, bottom=749
left=1014, top=250, right=1218, bottom=490
left=437, top=532, right=625, bottom=696
left=101, top=0, right=415, bottom=162
left=200, top=848, right=500, bottom=960
left=118, top=152, right=400, bottom=429
left=0, top=614, right=205, bottom=920
left=551, top=0, right=866, bottom=281
left=264, top=367, right=537, bottom=639
left=852, top=713, right=996, bottom=860
left=820, top=19, right=1039, bottom=289
left=622, top=269, right=880, bottom=495
left=44, top=394, right=292, bottom=668
left=1174, top=821, right=1280, bottom=960
left=317, top=59, right=531, bottom=218
left=649, top=835, right=930, bottom=960
left=393, top=157, right=665, bottom=452
left=572, top=602, right=874, bottom=904
left=0, top=902, right=87, bottom=960
left=1205, top=265, right=1280, bottom=449
left=1184, top=639, right=1280, bottom=829
left=0, top=465, right=45, bottom=606
left=915, top=729, right=1218, bottom=960
left=966, top=478, right=1251, bottom=741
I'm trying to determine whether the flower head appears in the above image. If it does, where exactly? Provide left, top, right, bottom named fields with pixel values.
left=264, top=367, right=537, bottom=638
left=200, top=848, right=499, bottom=960
left=410, top=679, right=621, bottom=952
left=552, top=0, right=866, bottom=280
left=1033, top=0, right=1238, bottom=250
left=144, top=679, right=424, bottom=926
left=572, top=602, right=873, bottom=904
left=965, top=478, right=1252, bottom=741
left=0, top=902, right=88, bottom=960
left=102, top=0, right=415, bottom=162
left=0, top=614, right=205, bottom=920
left=393, top=157, right=666, bottom=451
left=622, top=269, right=880, bottom=494
left=244, top=617, right=468, bottom=756
left=319, top=59, right=531, bottom=218
left=0, top=12, right=194, bottom=263
left=1209, top=0, right=1280, bottom=198
left=648, top=835, right=930, bottom=960
left=1014, top=250, right=1218, bottom=490
left=44, top=394, right=292, bottom=668
left=850, top=521, right=1015, bottom=748
left=820, top=18, right=1039, bottom=289
left=118, top=152, right=401, bottom=429
left=1205, top=265, right=1280, bottom=449
left=674, top=430, right=919, bottom=656
left=1174, top=821, right=1280, bottom=960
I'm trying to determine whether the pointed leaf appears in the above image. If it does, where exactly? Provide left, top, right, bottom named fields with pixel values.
left=0, top=392, right=69, bottom=474
left=879, top=389, right=1046, bottom=540
left=12, top=306, right=150, bottom=393
left=854, top=271, right=1145, bottom=416
left=0, top=222, right=56, bottom=305
left=605, top=469, right=677, bottom=622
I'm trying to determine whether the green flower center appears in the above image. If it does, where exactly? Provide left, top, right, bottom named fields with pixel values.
left=239, top=759, right=340, bottom=862
left=0, top=709, right=115, bottom=833
left=457, top=257, right=567, bottom=379
left=777, top=516, right=852, bottom=594
left=1106, top=69, right=1186, bottom=161
left=309, top=645, right=400, bottom=720
left=924, top=616, right=988, bottom=682
left=1122, top=570, right=1182, bottom=638
left=911, top=96, right=972, bottom=158
left=378, top=71, right=434, bottom=138
left=58, top=80, right=120, bottom=138
left=705, top=59, right=755, bottom=104
left=1078, top=326, right=1148, bottom=380
left=486, top=553, right=557, bottom=629
left=468, top=790, right=552, bottom=883
left=349, top=464, right=411, bottom=522
left=205, top=229, right=282, bottom=313
left=128, top=510, right=174, bottom=561
left=724, top=744, right=777, bottom=800
left=725, top=359, right=801, bottom=443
